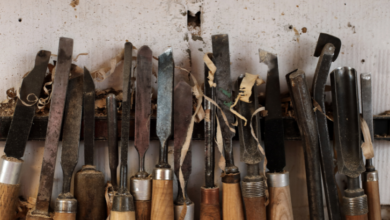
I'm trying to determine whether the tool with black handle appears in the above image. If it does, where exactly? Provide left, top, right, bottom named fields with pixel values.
left=286, top=69, right=324, bottom=220
left=331, top=67, right=368, bottom=219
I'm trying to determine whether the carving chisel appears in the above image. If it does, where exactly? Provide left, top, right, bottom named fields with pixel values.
left=53, top=75, right=83, bottom=220
left=235, top=75, right=266, bottom=220
left=27, top=37, right=73, bottom=220
left=212, top=34, right=244, bottom=220
left=331, top=67, right=368, bottom=219
left=151, top=48, right=174, bottom=220
left=200, top=54, right=221, bottom=220
left=286, top=70, right=324, bottom=219
left=173, top=81, right=194, bottom=220
left=74, top=68, right=106, bottom=220
left=130, top=45, right=153, bottom=220
left=0, top=50, right=50, bottom=220
left=361, top=73, right=381, bottom=220
left=259, top=49, right=293, bottom=220
left=111, top=42, right=136, bottom=220
left=311, top=33, right=342, bottom=220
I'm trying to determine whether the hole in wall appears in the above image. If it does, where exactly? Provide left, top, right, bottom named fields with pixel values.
left=187, top=11, right=201, bottom=37
left=361, top=59, right=365, bottom=63
left=289, top=25, right=293, bottom=30
left=18, top=18, right=22, bottom=22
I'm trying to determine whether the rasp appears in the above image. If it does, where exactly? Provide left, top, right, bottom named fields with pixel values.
left=151, top=48, right=174, bottom=220
left=0, top=50, right=50, bottom=220
left=360, top=73, right=382, bottom=220
left=53, top=75, right=83, bottom=220
left=74, top=68, right=106, bottom=220
left=235, top=75, right=266, bottom=220
left=200, top=53, right=220, bottom=220
left=311, top=33, right=342, bottom=220
left=130, top=45, right=153, bottom=220
left=173, top=80, right=194, bottom=220
left=286, top=69, right=324, bottom=220
left=110, top=42, right=136, bottom=220
left=107, top=93, right=118, bottom=191
left=330, top=67, right=368, bottom=219
left=259, top=49, right=293, bottom=219
left=212, top=34, right=244, bottom=220
left=27, top=37, right=73, bottom=219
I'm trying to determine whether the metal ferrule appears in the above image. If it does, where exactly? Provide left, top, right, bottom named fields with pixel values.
left=0, top=157, right=23, bottom=185
left=242, top=180, right=266, bottom=198
left=267, top=172, right=289, bottom=187
left=112, top=194, right=135, bottom=212
left=362, top=170, right=378, bottom=182
left=153, top=168, right=173, bottom=180
left=55, top=198, right=77, bottom=213
left=342, top=195, right=368, bottom=216
left=174, top=203, right=194, bottom=220
left=130, top=177, right=152, bottom=200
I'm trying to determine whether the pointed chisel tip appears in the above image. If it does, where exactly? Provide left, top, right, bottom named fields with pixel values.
left=258, top=49, right=277, bottom=65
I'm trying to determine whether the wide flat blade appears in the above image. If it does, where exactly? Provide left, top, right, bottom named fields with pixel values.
left=61, top=75, right=83, bottom=195
left=107, top=94, right=118, bottom=190
left=34, top=37, right=73, bottom=215
left=83, top=68, right=95, bottom=166
left=259, top=49, right=285, bottom=173
left=360, top=74, right=374, bottom=141
left=4, top=50, right=51, bottom=158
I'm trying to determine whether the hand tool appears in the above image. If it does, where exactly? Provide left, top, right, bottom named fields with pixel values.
left=235, top=75, right=266, bottom=220
left=311, top=33, right=342, bottom=220
left=27, top=37, right=73, bottom=220
left=74, top=68, right=106, bottom=220
left=173, top=80, right=194, bottom=220
left=0, top=50, right=50, bottom=220
left=361, top=73, right=381, bottom=220
left=151, top=48, right=174, bottom=220
left=259, top=49, right=293, bottom=220
left=53, top=75, right=83, bottom=220
left=130, top=45, right=153, bottom=220
left=211, top=34, right=244, bottom=220
left=286, top=69, right=324, bottom=220
left=200, top=53, right=221, bottom=220
left=110, top=42, right=136, bottom=220
left=331, top=67, right=368, bottom=219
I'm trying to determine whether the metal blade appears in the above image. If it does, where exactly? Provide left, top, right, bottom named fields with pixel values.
left=107, top=94, right=118, bottom=190
left=259, top=49, right=285, bottom=173
left=211, top=34, right=237, bottom=174
left=156, top=48, right=174, bottom=168
left=134, top=45, right=152, bottom=177
left=4, top=50, right=51, bottom=158
left=60, top=75, right=83, bottom=195
left=83, top=68, right=95, bottom=166
left=34, top=37, right=73, bottom=215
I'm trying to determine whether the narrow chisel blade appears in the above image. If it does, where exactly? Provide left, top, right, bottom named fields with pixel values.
left=83, top=68, right=95, bottom=166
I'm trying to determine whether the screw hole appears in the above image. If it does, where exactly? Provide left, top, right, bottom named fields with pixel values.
left=361, top=59, right=365, bottom=63
left=18, top=18, right=22, bottom=22
left=289, top=25, right=293, bottom=30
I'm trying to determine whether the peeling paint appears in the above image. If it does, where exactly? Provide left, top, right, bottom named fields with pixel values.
left=191, top=35, right=203, bottom=41
left=186, top=49, right=192, bottom=67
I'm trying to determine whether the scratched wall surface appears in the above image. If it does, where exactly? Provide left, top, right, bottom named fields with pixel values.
left=0, top=0, right=390, bottom=219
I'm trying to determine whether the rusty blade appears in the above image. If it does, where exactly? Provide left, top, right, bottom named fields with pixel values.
left=83, top=68, right=95, bottom=166
left=134, top=45, right=152, bottom=177
left=33, top=37, right=73, bottom=215
left=107, top=94, right=119, bottom=190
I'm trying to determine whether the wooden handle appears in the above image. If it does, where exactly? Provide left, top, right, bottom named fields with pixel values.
left=363, top=179, right=381, bottom=220
left=26, top=210, right=54, bottom=220
left=345, top=214, right=368, bottom=220
left=135, top=200, right=151, bottom=220
left=151, top=179, right=174, bottom=220
left=243, top=196, right=267, bottom=220
left=222, top=182, right=245, bottom=220
left=0, top=182, right=20, bottom=220
left=110, top=211, right=136, bottom=220
left=53, top=212, right=76, bottom=220
left=267, top=185, right=294, bottom=220
left=200, top=187, right=221, bottom=220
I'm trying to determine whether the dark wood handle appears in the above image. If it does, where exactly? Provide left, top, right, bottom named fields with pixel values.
left=222, top=182, right=245, bottom=220
left=363, top=179, right=381, bottom=220
left=151, top=179, right=174, bottom=220
left=267, top=185, right=294, bottom=220
left=135, top=200, right=151, bottom=220
left=0, top=182, right=19, bottom=220
left=345, top=214, right=368, bottom=220
left=53, top=212, right=76, bottom=220
left=243, top=196, right=267, bottom=220
left=200, top=187, right=221, bottom=220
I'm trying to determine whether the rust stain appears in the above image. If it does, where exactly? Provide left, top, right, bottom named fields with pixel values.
left=281, top=12, right=285, bottom=15
left=70, top=0, right=79, bottom=8
left=293, top=27, right=300, bottom=42
left=302, top=27, right=307, bottom=33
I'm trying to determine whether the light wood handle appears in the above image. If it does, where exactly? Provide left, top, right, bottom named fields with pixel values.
left=222, top=182, right=245, bottom=220
left=363, top=180, right=381, bottom=220
left=243, top=196, right=267, bottom=220
left=26, top=210, right=54, bottom=220
left=0, top=182, right=20, bottom=220
left=53, top=212, right=76, bottom=220
left=110, top=211, right=136, bottom=220
left=200, top=187, right=221, bottom=220
left=267, top=185, right=294, bottom=220
left=345, top=214, right=368, bottom=220
left=151, top=179, right=174, bottom=220
left=135, top=200, right=151, bottom=220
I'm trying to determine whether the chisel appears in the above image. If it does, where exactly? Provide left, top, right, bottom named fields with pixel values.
left=110, top=42, right=136, bottom=220
left=360, top=73, right=381, bottom=220
left=130, top=45, right=153, bottom=220
left=151, top=48, right=175, bottom=220
left=27, top=37, right=73, bottom=220
left=235, top=75, right=266, bottom=220
left=331, top=67, right=368, bottom=219
left=212, top=34, right=244, bottom=220
left=286, top=69, right=324, bottom=219
left=173, top=80, right=194, bottom=220
left=74, top=68, right=106, bottom=220
left=311, top=33, right=342, bottom=220
left=200, top=53, right=221, bottom=220
left=53, top=75, right=83, bottom=220
left=259, top=49, right=293, bottom=220
left=0, top=50, right=50, bottom=220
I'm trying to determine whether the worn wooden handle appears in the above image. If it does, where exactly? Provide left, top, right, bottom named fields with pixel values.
left=26, top=210, right=54, bottom=220
left=243, top=196, right=267, bottom=220
left=53, top=212, right=76, bottom=220
left=345, top=214, right=368, bottom=220
left=222, top=182, right=245, bottom=220
left=0, top=182, right=20, bottom=220
left=363, top=179, right=381, bottom=220
left=200, top=187, right=221, bottom=220
left=110, top=211, right=136, bottom=220
left=151, top=179, right=174, bottom=220
left=267, top=185, right=294, bottom=220
left=135, top=200, right=151, bottom=220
